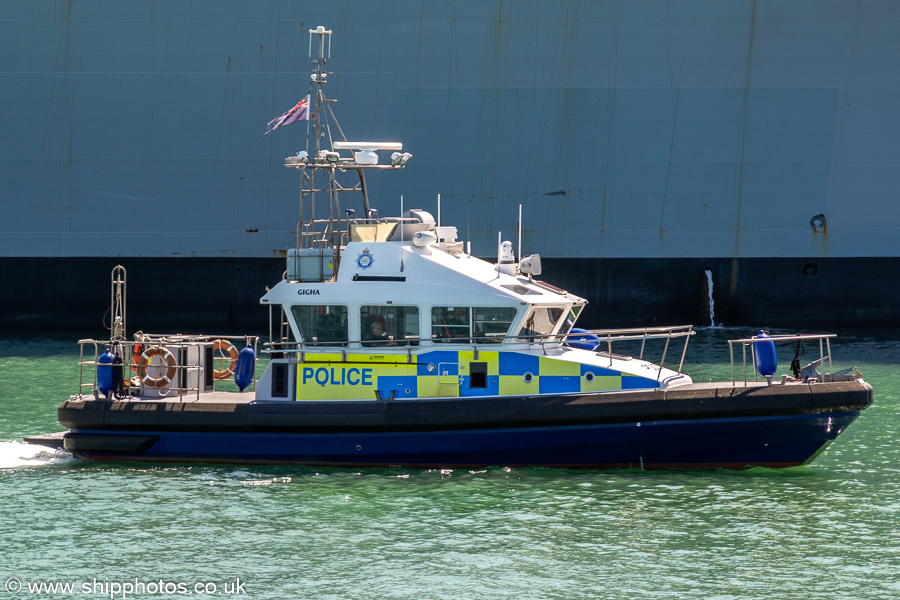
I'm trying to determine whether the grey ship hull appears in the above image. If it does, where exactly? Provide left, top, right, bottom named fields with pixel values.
left=2, top=2, right=898, bottom=329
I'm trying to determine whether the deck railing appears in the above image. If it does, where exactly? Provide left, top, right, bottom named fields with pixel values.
left=262, top=325, right=696, bottom=380
left=75, top=335, right=260, bottom=400
left=727, top=333, right=842, bottom=386
left=568, top=325, right=695, bottom=379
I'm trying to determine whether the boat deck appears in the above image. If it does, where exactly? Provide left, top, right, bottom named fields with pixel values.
left=71, top=390, right=260, bottom=404
left=66, top=378, right=815, bottom=407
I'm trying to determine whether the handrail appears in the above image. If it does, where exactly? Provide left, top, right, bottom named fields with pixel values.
left=75, top=335, right=260, bottom=400
left=261, top=325, right=696, bottom=376
left=76, top=339, right=102, bottom=399
left=727, top=333, right=836, bottom=387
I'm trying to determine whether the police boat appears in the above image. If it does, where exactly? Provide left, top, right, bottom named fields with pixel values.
left=26, top=26, right=873, bottom=468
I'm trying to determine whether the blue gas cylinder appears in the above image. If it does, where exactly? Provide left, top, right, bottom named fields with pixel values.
left=97, top=349, right=115, bottom=398
left=753, top=330, right=778, bottom=377
left=234, top=345, right=256, bottom=392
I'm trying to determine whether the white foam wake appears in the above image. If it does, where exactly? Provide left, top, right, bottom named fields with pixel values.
left=0, top=440, right=75, bottom=469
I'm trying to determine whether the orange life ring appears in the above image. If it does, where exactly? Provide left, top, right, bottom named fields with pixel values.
left=212, top=339, right=239, bottom=381
left=136, top=346, right=177, bottom=388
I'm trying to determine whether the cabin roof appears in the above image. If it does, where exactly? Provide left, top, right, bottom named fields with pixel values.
left=262, top=240, right=586, bottom=307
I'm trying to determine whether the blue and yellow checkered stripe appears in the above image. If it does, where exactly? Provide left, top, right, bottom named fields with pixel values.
left=296, top=351, right=660, bottom=400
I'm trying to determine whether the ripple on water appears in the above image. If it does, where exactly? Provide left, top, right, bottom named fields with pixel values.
left=0, top=440, right=75, bottom=469
left=0, top=331, right=899, bottom=598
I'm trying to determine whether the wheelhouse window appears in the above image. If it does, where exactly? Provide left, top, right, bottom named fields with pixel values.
left=291, top=305, right=349, bottom=347
left=431, top=306, right=471, bottom=343
left=432, top=307, right=517, bottom=344
left=518, top=306, right=565, bottom=341
left=360, top=305, right=419, bottom=347
left=557, top=304, right=585, bottom=340
left=474, top=307, right=517, bottom=343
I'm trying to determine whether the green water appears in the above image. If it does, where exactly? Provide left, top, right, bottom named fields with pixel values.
left=1, top=328, right=898, bottom=599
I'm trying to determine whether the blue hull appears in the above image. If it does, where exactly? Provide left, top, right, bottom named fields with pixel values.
left=70, top=411, right=860, bottom=469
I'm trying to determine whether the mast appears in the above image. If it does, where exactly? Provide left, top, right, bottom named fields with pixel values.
left=310, top=25, right=330, bottom=162
left=296, top=26, right=333, bottom=254
left=283, top=25, right=411, bottom=282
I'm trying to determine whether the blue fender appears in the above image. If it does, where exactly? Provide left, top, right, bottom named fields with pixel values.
left=567, top=328, right=600, bottom=351
left=753, top=330, right=778, bottom=377
left=234, top=345, right=256, bottom=392
left=97, top=349, right=115, bottom=398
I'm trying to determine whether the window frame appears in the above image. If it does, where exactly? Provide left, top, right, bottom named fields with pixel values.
left=359, top=305, right=420, bottom=347
left=430, top=306, right=519, bottom=344
left=290, top=304, right=350, bottom=348
left=517, top=305, right=567, bottom=342
left=473, top=306, right=518, bottom=344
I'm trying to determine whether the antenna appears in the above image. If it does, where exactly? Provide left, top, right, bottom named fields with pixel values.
left=437, top=193, right=441, bottom=228
left=517, top=203, right=522, bottom=265
left=308, top=25, right=332, bottom=59
left=400, top=194, right=405, bottom=272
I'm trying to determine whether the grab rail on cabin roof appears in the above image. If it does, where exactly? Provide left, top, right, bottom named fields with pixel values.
left=291, top=216, right=423, bottom=282
left=297, top=216, right=422, bottom=248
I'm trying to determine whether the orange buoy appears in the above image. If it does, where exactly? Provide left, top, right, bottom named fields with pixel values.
left=212, top=339, right=240, bottom=381
left=136, top=346, right=177, bottom=388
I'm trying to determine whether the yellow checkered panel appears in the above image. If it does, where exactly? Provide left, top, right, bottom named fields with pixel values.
left=295, top=350, right=655, bottom=400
